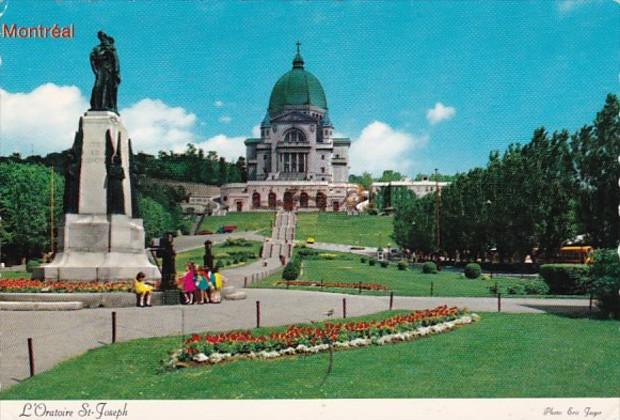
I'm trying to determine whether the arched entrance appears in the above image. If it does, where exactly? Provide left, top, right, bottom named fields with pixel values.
left=283, top=191, right=294, bottom=211
left=299, top=192, right=309, bottom=208
left=332, top=201, right=340, bottom=212
left=236, top=201, right=243, bottom=212
left=268, top=192, right=277, bottom=209
left=316, top=192, right=327, bottom=211
left=252, top=192, right=261, bottom=209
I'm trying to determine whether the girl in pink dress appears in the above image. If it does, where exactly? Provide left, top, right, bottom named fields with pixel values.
left=182, top=262, right=197, bottom=304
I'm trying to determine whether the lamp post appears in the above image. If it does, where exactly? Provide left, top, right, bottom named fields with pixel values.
left=0, top=215, right=3, bottom=267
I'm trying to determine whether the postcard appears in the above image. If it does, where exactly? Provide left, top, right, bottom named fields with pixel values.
left=0, top=1, right=618, bottom=419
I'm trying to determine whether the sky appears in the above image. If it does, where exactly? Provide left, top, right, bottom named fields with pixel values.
left=0, top=0, right=618, bottom=177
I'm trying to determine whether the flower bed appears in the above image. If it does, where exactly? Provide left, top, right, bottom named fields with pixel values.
left=0, top=279, right=159, bottom=293
left=274, top=280, right=389, bottom=291
left=166, top=306, right=479, bottom=369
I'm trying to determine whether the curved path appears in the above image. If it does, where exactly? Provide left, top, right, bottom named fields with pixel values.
left=0, top=288, right=592, bottom=390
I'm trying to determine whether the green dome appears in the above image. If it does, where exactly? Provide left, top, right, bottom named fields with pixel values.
left=268, top=50, right=327, bottom=115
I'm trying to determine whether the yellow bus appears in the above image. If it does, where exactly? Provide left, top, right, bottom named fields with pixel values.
left=557, top=246, right=593, bottom=264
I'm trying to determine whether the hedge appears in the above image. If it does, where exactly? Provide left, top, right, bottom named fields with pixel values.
left=539, top=264, right=590, bottom=295
left=397, top=261, right=408, bottom=271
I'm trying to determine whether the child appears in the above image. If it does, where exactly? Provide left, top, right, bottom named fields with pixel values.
left=134, top=272, right=153, bottom=308
left=182, top=262, right=197, bottom=304
left=196, top=266, right=211, bottom=304
left=209, top=267, right=223, bottom=304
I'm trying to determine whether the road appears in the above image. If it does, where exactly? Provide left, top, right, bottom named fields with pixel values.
left=0, top=289, right=592, bottom=390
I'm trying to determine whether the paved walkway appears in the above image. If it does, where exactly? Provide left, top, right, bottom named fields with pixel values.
left=174, top=231, right=266, bottom=253
left=0, top=289, right=592, bottom=390
left=308, top=242, right=377, bottom=255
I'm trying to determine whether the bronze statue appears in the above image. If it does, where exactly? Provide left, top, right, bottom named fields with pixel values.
left=63, top=129, right=83, bottom=214
left=89, top=31, right=120, bottom=113
left=203, top=240, right=214, bottom=269
left=105, top=132, right=126, bottom=215
left=160, top=232, right=177, bottom=290
left=127, top=139, right=140, bottom=218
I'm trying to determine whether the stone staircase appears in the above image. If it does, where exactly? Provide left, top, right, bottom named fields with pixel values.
left=261, top=211, right=296, bottom=260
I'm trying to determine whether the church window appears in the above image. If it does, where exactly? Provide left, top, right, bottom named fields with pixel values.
left=284, top=129, right=306, bottom=143
left=321, top=167, right=325, bottom=173
left=321, top=154, right=325, bottom=160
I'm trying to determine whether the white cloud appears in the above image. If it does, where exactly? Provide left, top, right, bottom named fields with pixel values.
left=556, top=0, right=588, bottom=13
left=0, top=83, right=88, bottom=155
left=195, top=134, right=245, bottom=162
left=0, top=83, right=246, bottom=162
left=214, top=100, right=224, bottom=108
left=251, top=124, right=261, bottom=138
left=218, top=115, right=232, bottom=124
left=426, top=102, right=456, bottom=125
left=120, top=98, right=198, bottom=153
left=349, top=121, right=428, bottom=176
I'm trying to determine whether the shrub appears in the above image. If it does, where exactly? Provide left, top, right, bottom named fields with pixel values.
left=539, top=264, right=591, bottom=295
left=360, top=256, right=367, bottom=263
left=464, top=263, right=481, bottom=279
left=26, top=259, right=41, bottom=273
left=369, top=258, right=376, bottom=266
left=298, top=248, right=320, bottom=258
left=283, top=257, right=302, bottom=281
left=380, top=261, right=389, bottom=268
left=215, top=260, right=224, bottom=270
left=507, top=285, right=525, bottom=295
left=590, top=249, right=620, bottom=319
left=233, top=258, right=239, bottom=264
left=523, top=279, right=550, bottom=295
left=223, top=238, right=253, bottom=247
left=319, top=253, right=337, bottom=260
left=397, top=261, right=408, bottom=271
left=422, top=261, right=437, bottom=274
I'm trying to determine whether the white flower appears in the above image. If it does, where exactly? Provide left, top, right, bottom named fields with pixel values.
left=193, top=353, right=209, bottom=363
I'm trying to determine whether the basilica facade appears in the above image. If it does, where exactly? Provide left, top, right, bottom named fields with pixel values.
left=220, top=46, right=354, bottom=212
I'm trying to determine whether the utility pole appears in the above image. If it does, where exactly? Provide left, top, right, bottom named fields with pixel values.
left=434, top=168, right=441, bottom=251
left=50, top=167, right=55, bottom=255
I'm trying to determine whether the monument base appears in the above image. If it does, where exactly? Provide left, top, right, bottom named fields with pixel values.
left=34, top=213, right=161, bottom=282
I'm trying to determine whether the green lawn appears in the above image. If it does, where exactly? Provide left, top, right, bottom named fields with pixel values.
left=199, top=212, right=275, bottom=236
left=295, top=213, right=393, bottom=247
left=252, top=252, right=551, bottom=297
left=2, top=312, right=617, bottom=399
left=0, top=270, right=31, bottom=279
left=167, top=240, right=262, bottom=272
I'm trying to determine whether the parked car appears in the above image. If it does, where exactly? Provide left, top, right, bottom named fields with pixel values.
left=196, top=229, right=213, bottom=235
left=388, top=248, right=403, bottom=261
left=217, top=225, right=237, bottom=234
left=306, top=237, right=316, bottom=244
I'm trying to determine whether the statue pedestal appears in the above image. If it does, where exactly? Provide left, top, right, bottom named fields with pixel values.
left=34, top=111, right=160, bottom=282
left=35, top=214, right=160, bottom=282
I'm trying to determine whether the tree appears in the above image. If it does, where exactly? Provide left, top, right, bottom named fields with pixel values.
left=572, top=94, right=620, bottom=248
left=377, top=170, right=404, bottom=182
left=139, top=196, right=173, bottom=243
left=0, top=163, right=63, bottom=261
left=393, top=194, right=436, bottom=256
left=349, top=171, right=373, bottom=190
